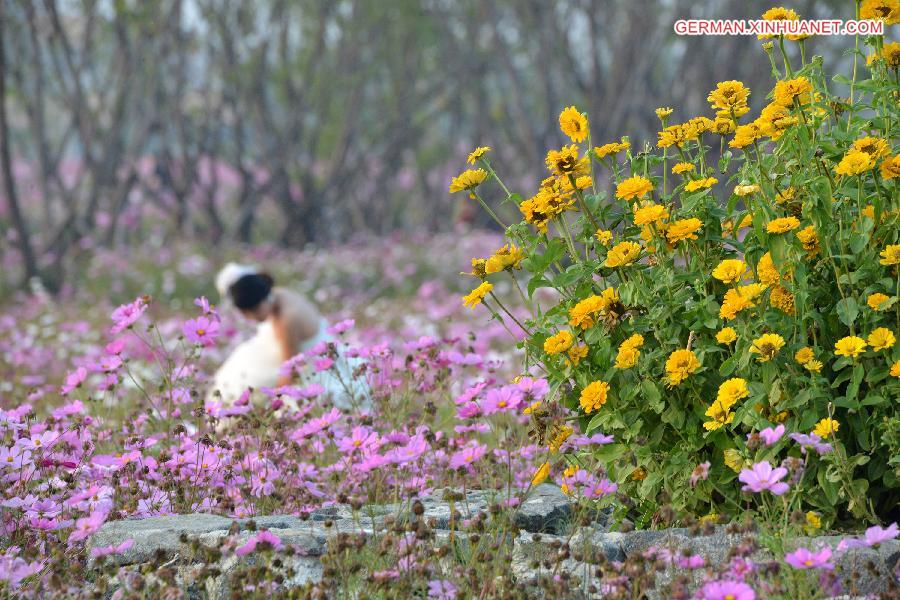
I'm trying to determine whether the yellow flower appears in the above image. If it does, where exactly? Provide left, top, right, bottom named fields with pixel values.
left=868, top=327, right=896, bottom=352
left=860, top=0, right=900, bottom=24
left=730, top=121, right=764, bottom=149
left=716, top=327, right=737, bottom=344
left=549, top=425, right=573, bottom=453
left=684, top=177, right=718, bottom=193
left=834, top=149, right=875, bottom=176
left=615, top=345, right=640, bottom=369
left=462, top=282, right=493, bottom=308
left=467, top=258, right=487, bottom=278
left=724, top=448, right=744, bottom=473
left=605, top=241, right=642, bottom=268
left=449, top=168, right=487, bottom=194
left=717, top=378, right=749, bottom=408
left=703, top=401, right=735, bottom=431
left=880, top=244, right=900, bottom=266
left=759, top=7, right=803, bottom=40
left=630, top=468, right=647, bottom=481
left=834, top=336, right=867, bottom=358
left=757, top=252, right=782, bottom=285
left=666, top=218, right=703, bottom=244
left=806, top=512, right=822, bottom=530
left=720, top=288, right=752, bottom=320
left=712, top=116, right=737, bottom=135
left=559, top=106, right=589, bottom=143
left=633, top=203, right=669, bottom=226
left=546, top=145, right=589, bottom=176
left=707, top=80, right=751, bottom=112
left=484, top=244, right=525, bottom=274
left=749, top=333, right=785, bottom=362
left=531, top=462, right=550, bottom=486
left=575, top=175, right=593, bottom=189
left=579, top=380, right=610, bottom=414
left=712, top=259, right=747, bottom=284
left=769, top=285, right=795, bottom=315
left=672, top=162, right=695, bottom=174
left=655, top=107, right=674, bottom=119
left=805, top=359, right=823, bottom=373
left=795, top=347, right=814, bottom=365
left=734, top=184, right=759, bottom=197
left=868, top=293, right=891, bottom=311
left=544, top=330, right=574, bottom=355
left=594, top=140, right=630, bottom=159
left=567, top=344, right=589, bottom=366
left=891, top=360, right=900, bottom=378
left=568, top=288, right=620, bottom=329
left=766, top=216, right=801, bottom=234
left=615, top=176, right=654, bottom=201
left=852, top=137, right=891, bottom=161
left=774, top=187, right=797, bottom=205
left=665, top=348, right=700, bottom=387
left=813, top=418, right=840, bottom=439
left=880, top=155, right=900, bottom=180
left=595, top=229, right=613, bottom=246
left=773, top=76, right=813, bottom=107
left=796, top=225, right=820, bottom=258
left=466, top=146, right=491, bottom=164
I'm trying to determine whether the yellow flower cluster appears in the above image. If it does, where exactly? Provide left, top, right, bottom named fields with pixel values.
left=665, top=348, right=700, bottom=387
left=568, top=288, right=620, bottom=329
left=579, top=380, right=609, bottom=414
left=704, top=378, right=749, bottom=431
left=615, top=334, right=645, bottom=369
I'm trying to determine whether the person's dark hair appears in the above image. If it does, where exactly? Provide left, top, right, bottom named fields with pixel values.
left=229, top=273, right=274, bottom=310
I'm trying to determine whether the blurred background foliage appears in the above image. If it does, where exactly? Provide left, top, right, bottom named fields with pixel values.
left=1, top=0, right=846, bottom=292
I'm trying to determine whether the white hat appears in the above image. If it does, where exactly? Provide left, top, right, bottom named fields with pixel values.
left=215, top=263, right=258, bottom=299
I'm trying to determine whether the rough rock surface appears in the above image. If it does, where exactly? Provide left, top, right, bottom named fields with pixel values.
left=88, top=486, right=899, bottom=598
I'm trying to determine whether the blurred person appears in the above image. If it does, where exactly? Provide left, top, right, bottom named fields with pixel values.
left=207, top=263, right=366, bottom=417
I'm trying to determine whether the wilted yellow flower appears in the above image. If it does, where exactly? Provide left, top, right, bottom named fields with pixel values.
left=796, top=225, right=820, bottom=258
left=531, top=462, right=550, bottom=486
left=594, top=140, right=630, bottom=159
left=567, top=344, right=589, bottom=366
left=805, top=359, right=823, bottom=373
left=655, top=107, right=674, bottom=119
left=546, top=145, right=589, bottom=176
left=749, top=333, right=785, bottom=362
left=795, top=347, right=814, bottom=365
left=549, top=425, right=573, bottom=453
left=559, top=106, right=589, bottom=143
left=860, top=0, right=900, bottom=24
left=595, top=229, right=613, bottom=246
left=880, top=155, right=900, bottom=180
left=672, top=162, right=695, bottom=174
left=449, top=168, right=487, bottom=194
left=684, top=177, right=718, bottom=192
left=633, top=203, right=669, bottom=226
left=724, top=448, right=744, bottom=472
left=852, top=137, right=891, bottom=160
left=485, top=244, right=525, bottom=274
left=544, top=330, right=574, bottom=355
left=568, top=288, right=620, bottom=329
left=806, top=512, right=822, bottom=530
left=712, top=259, right=747, bottom=284
left=868, top=327, right=896, bottom=351
left=868, top=293, right=891, bottom=311
left=834, top=149, right=876, bottom=176
left=734, top=184, right=759, bottom=197
left=579, top=380, right=610, bottom=414
left=880, top=244, right=900, bottom=266
left=467, top=258, right=487, bottom=278
left=615, top=176, right=654, bottom=201
left=773, top=76, right=813, bottom=107
left=466, top=146, right=491, bottom=164
left=774, top=187, right=797, bottom=205
left=666, top=218, right=703, bottom=244
left=813, top=418, right=840, bottom=439
left=605, top=241, right=642, bottom=268
left=834, top=336, right=867, bottom=358
left=716, top=327, right=737, bottom=344
left=766, top=216, right=801, bottom=233
left=665, top=349, right=700, bottom=387
left=462, top=282, right=493, bottom=308
left=770, top=285, right=795, bottom=315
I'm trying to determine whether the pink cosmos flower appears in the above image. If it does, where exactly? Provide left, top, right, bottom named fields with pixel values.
left=758, top=424, right=785, bottom=446
left=68, top=512, right=107, bottom=543
left=481, top=385, right=523, bottom=415
left=183, top=316, right=220, bottom=347
left=449, top=443, right=487, bottom=470
left=789, top=432, right=832, bottom=455
left=427, top=579, right=458, bottom=600
left=327, top=319, right=355, bottom=335
left=584, top=478, right=618, bottom=499
left=90, top=538, right=134, bottom=558
left=193, top=296, right=217, bottom=315
left=738, top=461, right=790, bottom=495
left=109, top=297, right=147, bottom=334
left=676, top=554, right=705, bottom=569
left=699, top=580, right=755, bottom=600
left=784, top=546, right=834, bottom=570
left=235, top=530, right=283, bottom=556
left=60, top=367, right=88, bottom=395
left=837, top=522, right=899, bottom=550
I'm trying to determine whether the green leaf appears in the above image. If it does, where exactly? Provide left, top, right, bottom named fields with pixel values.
left=641, top=380, right=664, bottom=414
left=836, top=297, right=858, bottom=327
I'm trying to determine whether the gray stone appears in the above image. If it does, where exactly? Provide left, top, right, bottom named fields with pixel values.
left=514, top=484, right=574, bottom=534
